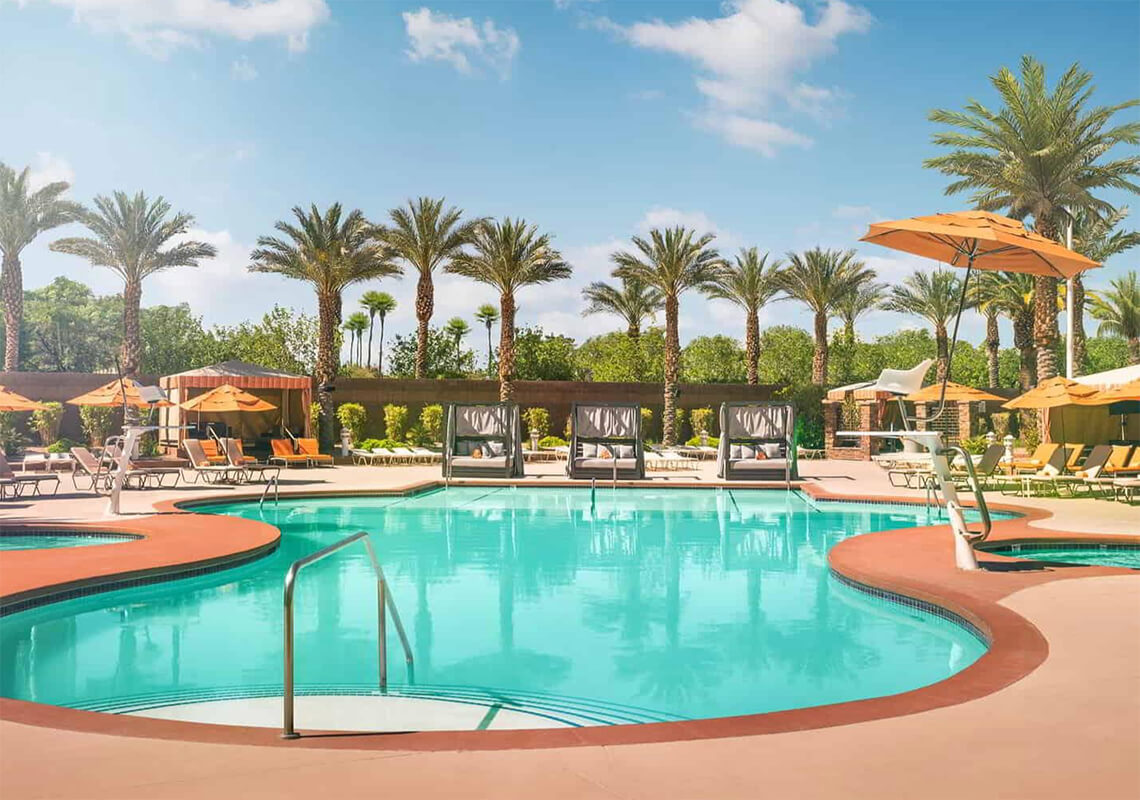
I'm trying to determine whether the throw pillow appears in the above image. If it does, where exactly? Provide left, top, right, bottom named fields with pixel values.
left=615, top=445, right=634, bottom=459
left=472, top=447, right=483, bottom=459
left=763, top=443, right=781, bottom=459
left=581, top=443, right=598, bottom=458
left=740, top=445, right=756, bottom=459
left=730, top=444, right=742, bottom=460
left=755, top=449, right=768, bottom=460
left=599, top=446, right=613, bottom=460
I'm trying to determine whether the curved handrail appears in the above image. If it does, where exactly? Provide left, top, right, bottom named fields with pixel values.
left=282, top=530, right=414, bottom=739
left=938, top=444, right=992, bottom=541
left=259, top=473, right=279, bottom=507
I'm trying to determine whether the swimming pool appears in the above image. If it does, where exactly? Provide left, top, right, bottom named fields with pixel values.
left=987, top=542, right=1140, bottom=569
left=0, top=488, right=996, bottom=725
left=0, top=531, right=138, bottom=550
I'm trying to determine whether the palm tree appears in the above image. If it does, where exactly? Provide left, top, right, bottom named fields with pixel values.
left=444, top=316, right=471, bottom=373
left=248, top=203, right=401, bottom=445
left=360, top=290, right=396, bottom=373
left=883, top=270, right=972, bottom=383
left=701, top=248, right=783, bottom=385
left=833, top=280, right=887, bottom=344
left=375, top=198, right=480, bottom=379
left=1090, top=271, right=1140, bottom=364
left=581, top=276, right=664, bottom=341
left=612, top=227, right=721, bottom=444
left=343, top=311, right=370, bottom=365
left=447, top=218, right=571, bottom=401
left=776, top=248, right=875, bottom=385
left=1070, top=208, right=1140, bottom=371
left=971, top=273, right=1007, bottom=388
left=926, top=55, right=1140, bottom=384
left=474, top=303, right=499, bottom=374
left=50, top=191, right=215, bottom=377
left=0, top=163, right=83, bottom=370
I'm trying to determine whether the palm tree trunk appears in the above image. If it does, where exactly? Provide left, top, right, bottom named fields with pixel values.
left=315, top=291, right=341, bottom=448
left=485, top=324, right=494, bottom=376
left=1033, top=275, right=1058, bottom=383
left=627, top=323, right=641, bottom=341
left=935, top=324, right=949, bottom=383
left=498, top=292, right=516, bottom=401
left=811, top=311, right=828, bottom=386
left=985, top=310, right=1000, bottom=387
left=415, top=272, right=433, bottom=379
left=662, top=294, right=680, bottom=446
left=1129, top=337, right=1140, bottom=365
left=1072, top=275, right=1087, bottom=374
left=745, top=308, right=759, bottom=385
left=121, top=279, right=143, bottom=376
left=378, top=315, right=387, bottom=377
left=2, top=253, right=22, bottom=371
left=1013, top=312, right=1036, bottom=390
left=366, top=314, right=375, bottom=370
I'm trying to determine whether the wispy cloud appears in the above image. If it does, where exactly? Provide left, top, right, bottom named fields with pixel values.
left=27, top=152, right=75, bottom=191
left=402, top=7, right=520, bottom=79
left=231, top=56, right=258, bottom=81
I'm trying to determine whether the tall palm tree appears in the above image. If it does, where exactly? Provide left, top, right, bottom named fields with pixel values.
left=833, top=280, right=887, bottom=344
left=1070, top=208, right=1140, bottom=371
left=50, top=191, right=215, bottom=377
left=701, top=247, right=783, bottom=385
left=375, top=198, right=480, bottom=379
left=474, top=303, right=499, bottom=375
left=444, top=316, right=471, bottom=374
left=1090, top=271, right=1140, bottom=364
left=984, top=272, right=1038, bottom=390
left=970, top=272, right=1006, bottom=387
left=1, top=164, right=84, bottom=370
left=360, top=290, right=396, bottom=373
left=447, top=218, right=571, bottom=400
left=883, top=269, right=972, bottom=383
left=343, top=311, right=369, bottom=365
left=776, top=248, right=875, bottom=386
left=248, top=203, right=401, bottom=445
left=926, top=55, right=1140, bottom=383
left=581, top=276, right=664, bottom=341
left=611, top=227, right=721, bottom=444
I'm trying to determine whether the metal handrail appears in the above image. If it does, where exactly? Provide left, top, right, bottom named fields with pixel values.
left=259, top=473, right=279, bottom=507
left=282, top=531, right=414, bottom=739
left=938, top=445, right=992, bottom=540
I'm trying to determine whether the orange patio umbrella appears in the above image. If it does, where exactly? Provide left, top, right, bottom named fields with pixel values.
left=180, top=383, right=277, bottom=413
left=1003, top=376, right=1103, bottom=445
left=66, top=377, right=174, bottom=408
left=0, top=385, right=47, bottom=413
left=905, top=381, right=1004, bottom=403
left=1085, top=377, right=1140, bottom=404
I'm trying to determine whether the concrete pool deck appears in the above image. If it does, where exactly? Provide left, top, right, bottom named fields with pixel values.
left=0, top=459, right=1137, bottom=798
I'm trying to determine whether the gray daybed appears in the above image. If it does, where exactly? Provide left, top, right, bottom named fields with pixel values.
left=443, top=402, right=524, bottom=479
left=566, top=403, right=645, bottom=480
left=717, top=402, right=796, bottom=484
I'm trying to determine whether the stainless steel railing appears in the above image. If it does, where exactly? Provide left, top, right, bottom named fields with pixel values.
left=938, top=445, right=992, bottom=540
left=281, top=530, right=414, bottom=739
left=259, top=473, right=280, bottom=507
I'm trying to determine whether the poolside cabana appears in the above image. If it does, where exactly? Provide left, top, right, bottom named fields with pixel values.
left=158, top=361, right=311, bottom=448
left=717, top=402, right=796, bottom=484
left=443, top=402, right=524, bottom=479
left=566, top=403, right=645, bottom=480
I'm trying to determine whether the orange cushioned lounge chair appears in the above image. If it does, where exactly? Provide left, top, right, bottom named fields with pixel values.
left=296, top=438, right=334, bottom=466
left=269, top=439, right=310, bottom=467
left=1100, top=445, right=1137, bottom=477
left=1006, top=442, right=1060, bottom=473
left=199, top=439, right=228, bottom=464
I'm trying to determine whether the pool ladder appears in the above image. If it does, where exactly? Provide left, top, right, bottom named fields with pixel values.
left=281, top=530, right=414, bottom=739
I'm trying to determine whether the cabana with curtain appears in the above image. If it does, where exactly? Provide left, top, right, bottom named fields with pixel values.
left=443, top=402, right=524, bottom=479
left=1066, top=364, right=1140, bottom=445
left=717, top=402, right=796, bottom=484
left=159, top=360, right=312, bottom=448
left=566, top=403, right=645, bottom=480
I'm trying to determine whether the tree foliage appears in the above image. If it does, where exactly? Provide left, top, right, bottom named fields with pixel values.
left=682, top=335, right=746, bottom=383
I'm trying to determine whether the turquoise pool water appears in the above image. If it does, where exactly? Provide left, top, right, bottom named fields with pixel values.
left=0, top=488, right=995, bottom=724
left=988, top=543, right=1140, bottom=569
left=0, top=533, right=136, bottom=551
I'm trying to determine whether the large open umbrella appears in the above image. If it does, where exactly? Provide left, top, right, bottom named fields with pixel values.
left=66, top=377, right=174, bottom=408
left=0, top=385, right=47, bottom=413
left=1002, top=376, right=1102, bottom=446
left=1078, top=377, right=1140, bottom=440
left=904, top=381, right=1004, bottom=403
left=180, top=383, right=277, bottom=441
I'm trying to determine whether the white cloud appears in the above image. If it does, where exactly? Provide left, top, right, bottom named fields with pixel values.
left=27, top=152, right=75, bottom=191
left=24, top=0, right=329, bottom=58
left=402, top=7, right=520, bottom=79
left=231, top=56, right=258, bottom=81
left=603, top=0, right=871, bottom=155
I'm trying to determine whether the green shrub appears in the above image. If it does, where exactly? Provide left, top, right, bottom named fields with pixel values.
left=684, top=435, right=719, bottom=447
left=538, top=435, right=567, bottom=448
left=79, top=405, right=116, bottom=447
left=336, top=402, right=368, bottom=444
left=383, top=404, right=409, bottom=441
left=522, top=407, right=550, bottom=438
left=404, top=425, right=428, bottom=446
left=640, top=407, right=653, bottom=438
left=794, top=417, right=824, bottom=449
left=47, top=438, right=83, bottom=454
left=960, top=435, right=988, bottom=455
left=307, top=402, right=321, bottom=435
left=0, top=411, right=26, bottom=455
left=690, top=407, right=713, bottom=436
left=990, top=412, right=1011, bottom=438
left=564, top=414, right=573, bottom=439
left=30, top=402, right=64, bottom=446
left=358, top=437, right=408, bottom=451
left=673, top=408, right=688, bottom=441
left=419, top=404, right=444, bottom=443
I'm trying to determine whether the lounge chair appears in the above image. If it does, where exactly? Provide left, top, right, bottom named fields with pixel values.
left=444, top=402, right=524, bottom=479
left=199, top=438, right=229, bottom=464
left=269, top=439, right=310, bottom=468
left=1005, top=445, right=1077, bottom=497
left=1062, top=442, right=1086, bottom=472
left=296, top=438, right=334, bottom=467
left=1005, top=442, right=1061, bottom=474
left=566, top=403, right=644, bottom=480
left=183, top=439, right=243, bottom=484
left=717, top=402, right=796, bottom=485
left=1100, top=445, right=1138, bottom=477
left=0, top=451, right=60, bottom=497
left=71, top=447, right=113, bottom=493
left=1112, top=477, right=1140, bottom=504
left=952, top=444, right=1006, bottom=491
left=223, top=438, right=280, bottom=484
left=411, top=446, right=442, bottom=463
left=351, top=448, right=383, bottom=465
left=1105, top=446, right=1140, bottom=477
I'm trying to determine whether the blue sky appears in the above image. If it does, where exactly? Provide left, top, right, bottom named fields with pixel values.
left=3, top=0, right=1138, bottom=359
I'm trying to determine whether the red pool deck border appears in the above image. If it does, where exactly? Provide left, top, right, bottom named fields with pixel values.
left=0, top=481, right=1136, bottom=752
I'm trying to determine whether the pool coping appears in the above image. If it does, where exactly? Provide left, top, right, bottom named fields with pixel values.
left=0, top=479, right=1137, bottom=751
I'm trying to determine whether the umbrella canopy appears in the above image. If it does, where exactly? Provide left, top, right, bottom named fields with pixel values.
left=66, top=377, right=174, bottom=408
left=0, top=385, right=47, bottom=412
left=180, top=383, right=277, bottom=413
left=905, top=381, right=1004, bottom=403
left=860, top=211, right=1100, bottom=278
left=1086, top=377, right=1140, bottom=404
left=1002, top=376, right=1102, bottom=410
